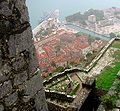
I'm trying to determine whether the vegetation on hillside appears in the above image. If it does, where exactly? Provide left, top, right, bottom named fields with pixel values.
left=66, top=9, right=104, bottom=25
left=96, top=41, right=120, bottom=91
left=96, top=41, right=120, bottom=110
left=100, top=78, right=120, bottom=110
left=112, top=41, right=120, bottom=49
left=101, top=94, right=118, bottom=110
left=96, top=62, right=120, bottom=91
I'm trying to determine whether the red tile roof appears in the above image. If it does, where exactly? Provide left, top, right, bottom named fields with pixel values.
left=34, top=29, right=105, bottom=77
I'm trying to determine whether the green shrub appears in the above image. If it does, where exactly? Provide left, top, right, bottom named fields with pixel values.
left=116, top=82, right=120, bottom=93
left=101, top=94, right=118, bottom=110
left=70, top=83, right=80, bottom=96
left=55, top=66, right=65, bottom=73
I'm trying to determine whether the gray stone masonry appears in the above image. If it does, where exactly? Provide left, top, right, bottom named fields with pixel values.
left=0, top=0, right=48, bottom=110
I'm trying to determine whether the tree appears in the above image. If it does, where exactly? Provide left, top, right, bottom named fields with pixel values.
left=110, top=33, right=116, bottom=38
left=88, top=35, right=95, bottom=45
left=54, top=45, right=61, bottom=56
left=51, top=61, right=56, bottom=68
left=75, top=32, right=82, bottom=37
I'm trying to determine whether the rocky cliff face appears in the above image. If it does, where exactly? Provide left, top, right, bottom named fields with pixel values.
left=0, top=0, right=48, bottom=111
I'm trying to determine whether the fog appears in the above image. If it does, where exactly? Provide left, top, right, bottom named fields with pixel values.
left=26, top=0, right=120, bottom=28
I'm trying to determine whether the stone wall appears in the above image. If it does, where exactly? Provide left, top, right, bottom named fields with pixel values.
left=45, top=90, right=75, bottom=103
left=0, top=0, right=48, bottom=111
left=47, top=101, right=77, bottom=111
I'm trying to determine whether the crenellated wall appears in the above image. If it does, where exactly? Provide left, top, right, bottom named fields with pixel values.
left=0, top=0, right=48, bottom=110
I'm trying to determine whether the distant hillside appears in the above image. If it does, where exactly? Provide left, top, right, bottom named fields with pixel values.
left=66, top=9, right=104, bottom=25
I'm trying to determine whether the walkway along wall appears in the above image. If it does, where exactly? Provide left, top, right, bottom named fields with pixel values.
left=0, top=0, right=48, bottom=111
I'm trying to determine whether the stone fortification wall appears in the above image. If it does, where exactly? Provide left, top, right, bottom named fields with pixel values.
left=0, top=0, right=48, bottom=111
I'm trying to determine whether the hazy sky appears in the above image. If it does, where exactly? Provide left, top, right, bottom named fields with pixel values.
left=26, top=0, right=120, bottom=29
